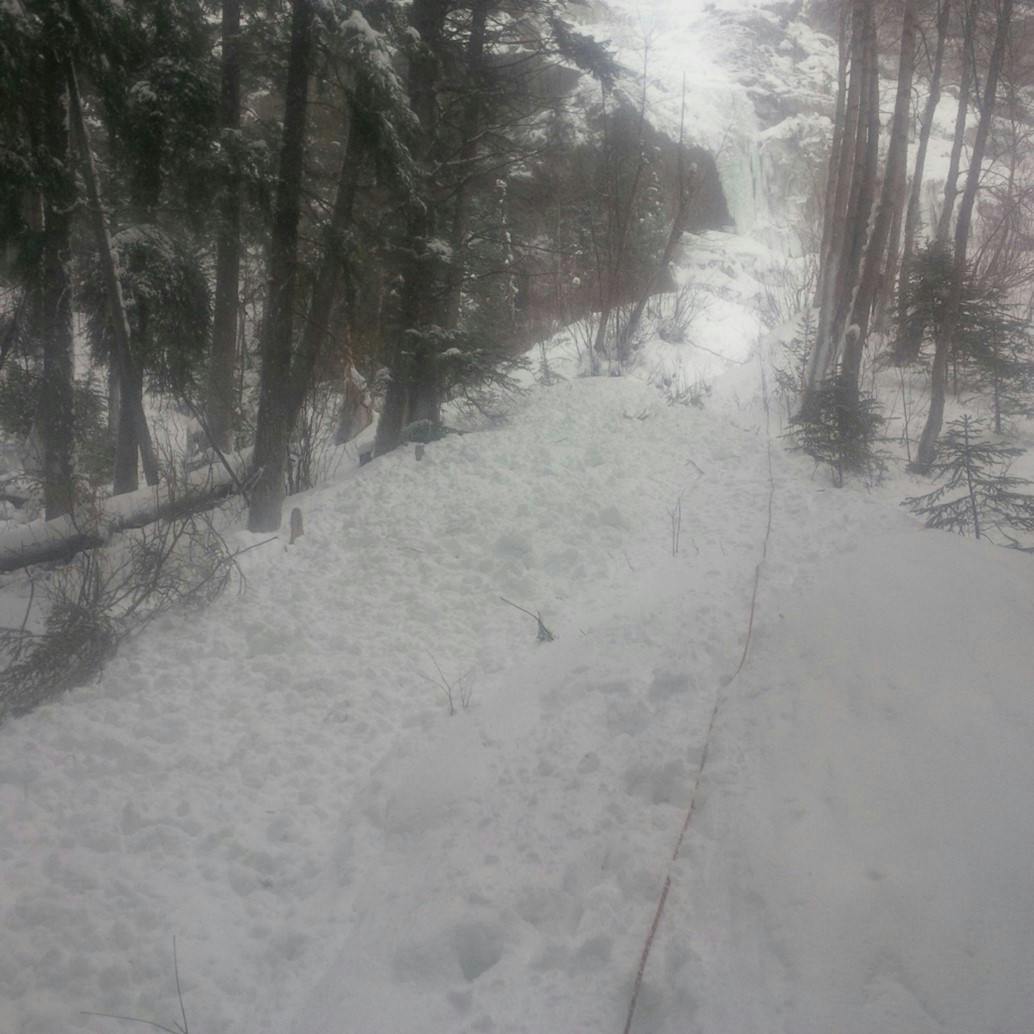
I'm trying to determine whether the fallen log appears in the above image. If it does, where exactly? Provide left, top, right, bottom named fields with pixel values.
left=0, top=452, right=254, bottom=574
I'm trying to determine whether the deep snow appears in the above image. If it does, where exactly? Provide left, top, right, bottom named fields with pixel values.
left=4, top=1, right=1034, bottom=1032
left=3, top=330, right=1034, bottom=1034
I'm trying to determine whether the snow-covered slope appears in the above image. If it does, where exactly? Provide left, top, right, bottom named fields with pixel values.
left=3, top=340, right=1034, bottom=1033
left=3, top=3, right=1034, bottom=1033
left=680, top=528, right=1034, bottom=1034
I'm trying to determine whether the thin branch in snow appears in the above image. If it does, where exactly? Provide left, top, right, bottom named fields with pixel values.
left=81, top=937, right=191, bottom=1034
left=498, top=596, right=555, bottom=641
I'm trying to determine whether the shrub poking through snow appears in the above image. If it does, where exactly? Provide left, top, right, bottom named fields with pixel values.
left=421, top=654, right=475, bottom=716
left=0, top=509, right=242, bottom=722
left=903, top=415, right=1034, bottom=544
left=786, top=375, right=887, bottom=488
left=499, top=596, right=555, bottom=642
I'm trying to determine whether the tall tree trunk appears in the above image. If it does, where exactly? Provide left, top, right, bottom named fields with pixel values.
left=935, top=0, right=977, bottom=243
left=375, top=0, right=449, bottom=455
left=803, top=0, right=866, bottom=407
left=39, top=50, right=75, bottom=520
left=814, top=0, right=851, bottom=315
left=443, top=0, right=490, bottom=332
left=121, top=8, right=167, bottom=489
left=287, top=105, right=361, bottom=425
left=249, top=0, right=314, bottom=532
left=832, top=0, right=879, bottom=359
left=594, top=67, right=650, bottom=365
left=67, top=61, right=159, bottom=494
left=915, top=0, right=1013, bottom=471
left=874, top=184, right=906, bottom=337
left=894, top=0, right=951, bottom=363
left=842, top=0, right=917, bottom=395
left=107, top=362, right=120, bottom=454
left=116, top=361, right=146, bottom=489
left=207, top=0, right=242, bottom=452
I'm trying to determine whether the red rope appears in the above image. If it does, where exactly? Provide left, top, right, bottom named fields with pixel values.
left=621, top=353, right=775, bottom=1034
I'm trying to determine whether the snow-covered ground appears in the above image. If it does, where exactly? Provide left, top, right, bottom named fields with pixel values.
left=4, top=2, right=1034, bottom=1033
left=4, top=313, right=1034, bottom=1033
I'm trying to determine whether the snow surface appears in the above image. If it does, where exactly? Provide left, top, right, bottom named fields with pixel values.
left=3, top=337, right=1034, bottom=1033
left=4, top=2, right=1034, bottom=1033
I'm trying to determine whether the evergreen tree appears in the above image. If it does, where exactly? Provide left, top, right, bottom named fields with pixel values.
left=787, top=374, right=886, bottom=488
left=374, top=0, right=620, bottom=455
left=898, top=243, right=1034, bottom=433
left=904, top=414, right=1034, bottom=541
left=955, top=293, right=1034, bottom=434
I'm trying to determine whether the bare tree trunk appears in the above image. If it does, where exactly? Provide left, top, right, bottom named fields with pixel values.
left=595, top=65, right=650, bottom=365
left=915, top=0, right=1012, bottom=472
left=803, top=0, right=866, bottom=408
left=874, top=189, right=906, bottom=339
left=107, top=362, right=120, bottom=453
left=287, top=105, right=361, bottom=425
left=207, top=0, right=242, bottom=453
left=40, top=50, right=76, bottom=520
left=893, top=0, right=951, bottom=363
left=935, top=0, right=977, bottom=243
left=832, top=0, right=879, bottom=362
left=843, top=0, right=917, bottom=394
left=814, top=1, right=851, bottom=315
left=621, top=166, right=695, bottom=352
left=249, top=0, right=314, bottom=532
left=67, top=61, right=159, bottom=494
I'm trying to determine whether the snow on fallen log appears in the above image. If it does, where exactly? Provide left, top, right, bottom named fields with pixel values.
left=0, top=450, right=254, bottom=574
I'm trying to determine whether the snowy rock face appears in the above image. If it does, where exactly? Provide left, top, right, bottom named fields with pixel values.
left=576, top=0, right=839, bottom=245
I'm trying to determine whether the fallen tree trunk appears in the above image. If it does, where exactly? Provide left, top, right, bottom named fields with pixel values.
left=0, top=451, right=253, bottom=574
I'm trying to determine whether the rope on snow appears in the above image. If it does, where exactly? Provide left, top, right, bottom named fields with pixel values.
left=621, top=347, right=777, bottom=1034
